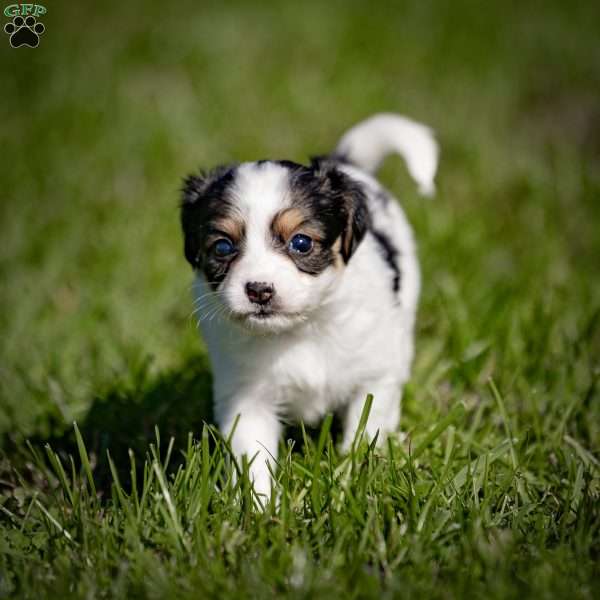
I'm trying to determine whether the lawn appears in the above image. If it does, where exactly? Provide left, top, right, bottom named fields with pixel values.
left=1, top=0, right=599, bottom=598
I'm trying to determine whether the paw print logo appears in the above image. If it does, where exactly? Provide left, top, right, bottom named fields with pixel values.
left=4, top=15, right=45, bottom=48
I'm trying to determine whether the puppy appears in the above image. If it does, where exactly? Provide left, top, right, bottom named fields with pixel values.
left=180, top=113, right=438, bottom=500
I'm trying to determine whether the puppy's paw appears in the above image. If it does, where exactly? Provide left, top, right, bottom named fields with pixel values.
left=249, top=466, right=273, bottom=509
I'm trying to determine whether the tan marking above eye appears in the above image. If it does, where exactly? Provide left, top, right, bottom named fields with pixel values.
left=208, top=217, right=245, bottom=244
left=272, top=207, right=324, bottom=242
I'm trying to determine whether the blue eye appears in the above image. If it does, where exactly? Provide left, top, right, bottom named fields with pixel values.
left=213, top=239, right=235, bottom=258
left=288, top=234, right=313, bottom=254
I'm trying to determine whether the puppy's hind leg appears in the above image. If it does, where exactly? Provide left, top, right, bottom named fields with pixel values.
left=341, top=378, right=402, bottom=451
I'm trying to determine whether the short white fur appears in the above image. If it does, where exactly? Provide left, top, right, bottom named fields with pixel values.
left=191, top=113, right=439, bottom=502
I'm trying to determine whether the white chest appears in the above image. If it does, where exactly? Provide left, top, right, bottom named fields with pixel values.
left=268, top=335, right=350, bottom=423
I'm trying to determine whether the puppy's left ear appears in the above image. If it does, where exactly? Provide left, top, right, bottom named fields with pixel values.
left=314, top=160, right=370, bottom=263
left=338, top=175, right=369, bottom=263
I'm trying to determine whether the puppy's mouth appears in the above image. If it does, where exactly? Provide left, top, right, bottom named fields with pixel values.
left=250, top=308, right=275, bottom=319
left=228, top=307, right=277, bottom=322
left=244, top=307, right=283, bottom=321
left=230, top=306, right=306, bottom=330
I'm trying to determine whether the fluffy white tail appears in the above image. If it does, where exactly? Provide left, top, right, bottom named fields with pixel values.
left=335, top=113, right=439, bottom=196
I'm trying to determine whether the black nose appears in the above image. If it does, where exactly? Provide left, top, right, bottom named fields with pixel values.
left=245, top=281, right=275, bottom=305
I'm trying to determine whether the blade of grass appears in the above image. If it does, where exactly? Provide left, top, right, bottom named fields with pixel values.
left=412, top=402, right=466, bottom=460
left=73, top=421, right=97, bottom=500
left=489, top=379, right=529, bottom=503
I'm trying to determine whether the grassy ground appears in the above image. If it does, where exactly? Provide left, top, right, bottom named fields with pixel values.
left=1, top=0, right=599, bottom=597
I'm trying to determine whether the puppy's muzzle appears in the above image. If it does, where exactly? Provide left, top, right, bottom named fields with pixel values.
left=245, top=281, right=275, bottom=305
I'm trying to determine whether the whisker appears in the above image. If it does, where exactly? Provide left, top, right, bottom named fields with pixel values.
left=192, top=291, right=221, bottom=306
left=196, top=301, right=225, bottom=326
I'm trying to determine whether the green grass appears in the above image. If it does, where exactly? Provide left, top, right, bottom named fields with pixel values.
left=1, top=0, right=599, bottom=597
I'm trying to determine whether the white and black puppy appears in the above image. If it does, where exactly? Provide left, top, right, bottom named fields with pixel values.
left=181, top=113, right=438, bottom=500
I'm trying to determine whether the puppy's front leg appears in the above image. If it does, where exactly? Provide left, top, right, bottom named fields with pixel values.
left=218, top=399, right=281, bottom=502
left=341, top=379, right=402, bottom=450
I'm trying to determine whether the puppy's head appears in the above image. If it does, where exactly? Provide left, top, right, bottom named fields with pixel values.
left=181, top=159, right=369, bottom=333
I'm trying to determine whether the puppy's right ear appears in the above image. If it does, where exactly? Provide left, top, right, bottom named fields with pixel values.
left=181, top=173, right=207, bottom=206
left=181, top=173, right=208, bottom=268
left=180, top=165, right=236, bottom=268
left=181, top=164, right=235, bottom=206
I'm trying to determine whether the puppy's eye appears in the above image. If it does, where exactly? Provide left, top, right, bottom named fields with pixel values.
left=212, top=238, right=236, bottom=258
left=288, top=233, right=313, bottom=254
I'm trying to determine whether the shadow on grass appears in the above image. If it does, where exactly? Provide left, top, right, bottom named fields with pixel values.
left=12, top=354, right=343, bottom=495
left=21, top=355, right=215, bottom=493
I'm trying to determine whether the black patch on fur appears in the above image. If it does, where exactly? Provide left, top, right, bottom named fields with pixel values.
left=370, top=227, right=401, bottom=293
left=256, top=159, right=306, bottom=172
left=299, top=159, right=369, bottom=262
left=180, top=165, right=240, bottom=289
left=310, top=153, right=351, bottom=169
left=308, top=155, right=370, bottom=260
left=257, top=158, right=371, bottom=275
left=312, top=154, right=398, bottom=290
